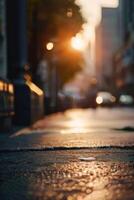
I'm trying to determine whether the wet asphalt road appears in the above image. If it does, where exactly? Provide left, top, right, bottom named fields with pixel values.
left=0, top=108, right=134, bottom=200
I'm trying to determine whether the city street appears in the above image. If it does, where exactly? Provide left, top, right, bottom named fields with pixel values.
left=0, top=0, right=134, bottom=199
left=0, top=107, right=134, bottom=200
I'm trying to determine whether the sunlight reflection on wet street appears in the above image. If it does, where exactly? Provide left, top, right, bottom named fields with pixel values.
left=61, top=110, right=89, bottom=134
left=1, top=108, right=134, bottom=200
left=8, top=108, right=134, bottom=149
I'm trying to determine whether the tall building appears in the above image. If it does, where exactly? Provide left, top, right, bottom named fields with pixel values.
left=0, top=0, right=14, bottom=131
left=114, top=0, right=134, bottom=94
left=0, top=0, right=44, bottom=130
left=122, top=0, right=134, bottom=35
left=95, top=1, right=124, bottom=91
left=0, top=0, right=7, bottom=78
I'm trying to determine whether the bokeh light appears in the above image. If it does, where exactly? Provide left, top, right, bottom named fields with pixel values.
left=46, top=42, right=54, bottom=51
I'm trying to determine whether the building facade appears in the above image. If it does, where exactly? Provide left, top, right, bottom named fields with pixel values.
left=0, top=0, right=14, bottom=131
left=95, top=1, right=124, bottom=91
left=0, top=0, right=44, bottom=130
left=114, top=0, right=134, bottom=95
left=123, top=0, right=134, bottom=34
left=0, top=0, right=7, bottom=78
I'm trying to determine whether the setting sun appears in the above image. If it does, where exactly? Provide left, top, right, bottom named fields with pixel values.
left=71, top=34, right=85, bottom=51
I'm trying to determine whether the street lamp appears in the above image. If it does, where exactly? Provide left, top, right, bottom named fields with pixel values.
left=45, top=38, right=84, bottom=113
left=46, top=41, right=58, bottom=113
left=46, top=42, right=54, bottom=51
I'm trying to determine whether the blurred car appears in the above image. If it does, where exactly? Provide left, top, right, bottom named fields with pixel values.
left=119, top=94, right=134, bottom=106
left=96, top=91, right=116, bottom=107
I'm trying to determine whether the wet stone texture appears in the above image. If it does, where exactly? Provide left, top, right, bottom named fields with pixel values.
left=1, top=108, right=134, bottom=199
left=0, top=150, right=134, bottom=200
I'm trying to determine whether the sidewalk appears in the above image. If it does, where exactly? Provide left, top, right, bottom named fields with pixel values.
left=1, top=108, right=134, bottom=150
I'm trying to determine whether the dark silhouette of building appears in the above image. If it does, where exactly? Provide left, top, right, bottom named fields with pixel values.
left=0, top=0, right=44, bottom=130
left=0, top=0, right=14, bottom=131
left=95, top=3, right=123, bottom=91
left=114, top=0, right=134, bottom=95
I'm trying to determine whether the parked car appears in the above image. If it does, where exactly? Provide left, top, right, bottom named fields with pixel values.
left=96, top=91, right=116, bottom=107
left=119, top=94, right=134, bottom=106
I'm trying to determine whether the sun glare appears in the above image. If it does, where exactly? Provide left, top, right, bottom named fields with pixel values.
left=71, top=34, right=85, bottom=51
left=101, top=0, right=119, bottom=8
